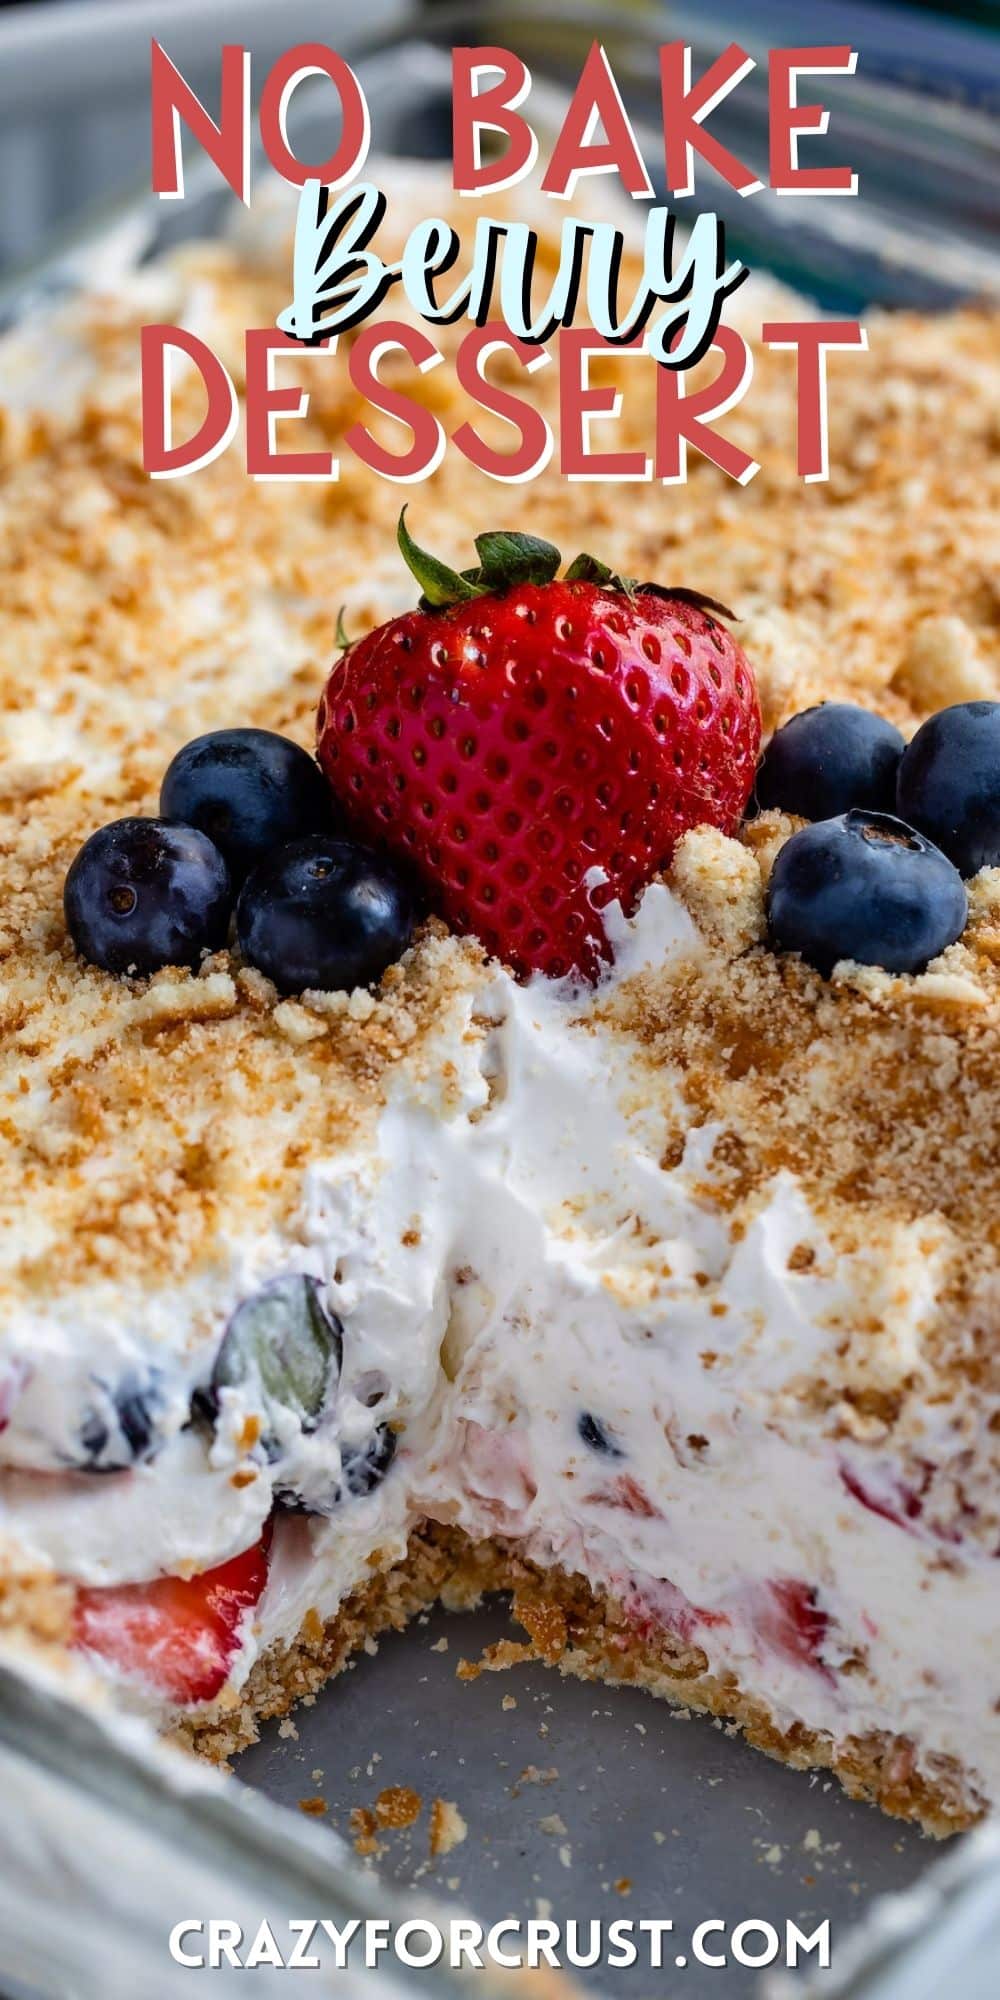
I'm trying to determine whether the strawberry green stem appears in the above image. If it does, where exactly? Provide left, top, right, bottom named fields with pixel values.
left=395, top=510, right=737, bottom=620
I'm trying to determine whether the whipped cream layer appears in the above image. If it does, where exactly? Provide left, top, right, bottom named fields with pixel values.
left=2, top=881, right=998, bottom=1810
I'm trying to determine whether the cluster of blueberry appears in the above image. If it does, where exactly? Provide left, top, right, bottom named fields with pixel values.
left=64, top=729, right=415, bottom=994
left=72, top=1270, right=396, bottom=1508
left=756, top=700, right=1000, bottom=977
left=63, top=701, right=999, bottom=997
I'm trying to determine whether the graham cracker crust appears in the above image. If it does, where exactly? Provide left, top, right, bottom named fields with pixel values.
left=185, top=1525, right=980, bottom=1838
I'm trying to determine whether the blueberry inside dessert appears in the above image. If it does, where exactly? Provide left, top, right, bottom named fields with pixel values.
left=208, top=1275, right=343, bottom=1451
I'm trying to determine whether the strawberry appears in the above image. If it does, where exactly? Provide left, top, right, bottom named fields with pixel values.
left=841, top=1459, right=965, bottom=1549
left=625, top=1574, right=729, bottom=1648
left=73, top=1531, right=271, bottom=1706
left=756, top=1578, right=833, bottom=1683
left=840, top=1460, right=926, bottom=1535
left=587, top=1472, right=662, bottom=1520
left=317, top=515, right=760, bottom=980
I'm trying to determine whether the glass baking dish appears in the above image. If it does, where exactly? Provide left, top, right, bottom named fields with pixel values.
left=0, top=13, right=998, bottom=1997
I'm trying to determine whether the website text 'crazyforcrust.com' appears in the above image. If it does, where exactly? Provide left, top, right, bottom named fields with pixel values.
left=168, top=1913, right=832, bottom=1973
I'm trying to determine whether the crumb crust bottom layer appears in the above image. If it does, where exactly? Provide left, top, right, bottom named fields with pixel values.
left=184, top=1526, right=981, bottom=1838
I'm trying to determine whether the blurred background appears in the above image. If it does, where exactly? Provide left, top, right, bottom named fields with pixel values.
left=0, top=0, right=996, bottom=305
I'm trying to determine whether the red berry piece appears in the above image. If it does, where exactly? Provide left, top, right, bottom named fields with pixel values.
left=624, top=1574, right=729, bottom=1648
left=840, top=1461, right=924, bottom=1534
left=756, top=1578, right=833, bottom=1683
left=317, top=516, right=760, bottom=980
left=587, top=1472, right=662, bottom=1519
left=73, top=1531, right=271, bottom=1706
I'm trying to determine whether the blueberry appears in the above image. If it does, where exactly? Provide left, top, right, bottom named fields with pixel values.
left=274, top=1423, right=398, bottom=1516
left=754, top=703, right=904, bottom=821
left=161, top=729, right=334, bottom=884
left=767, top=810, right=967, bottom=978
left=896, top=701, right=1000, bottom=877
left=236, top=837, right=414, bottom=996
left=64, top=818, right=231, bottom=976
left=577, top=1412, right=624, bottom=1458
left=75, top=1370, right=165, bottom=1472
left=341, top=1423, right=397, bottom=1498
left=209, top=1275, right=342, bottom=1450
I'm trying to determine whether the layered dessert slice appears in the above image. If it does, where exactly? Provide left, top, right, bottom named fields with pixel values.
left=0, top=176, right=997, bottom=1837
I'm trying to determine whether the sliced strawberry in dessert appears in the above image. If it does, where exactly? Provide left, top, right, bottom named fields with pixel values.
left=73, top=1532, right=271, bottom=1706
left=589, top=1473, right=662, bottom=1520
left=317, top=514, right=760, bottom=982
left=756, top=1578, right=832, bottom=1683
left=625, top=1574, right=729, bottom=1648
left=840, top=1456, right=967, bottom=1547
left=840, top=1460, right=926, bottom=1533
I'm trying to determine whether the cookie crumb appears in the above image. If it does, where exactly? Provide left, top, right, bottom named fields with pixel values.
left=429, top=1798, right=467, bottom=1857
left=375, top=1786, right=422, bottom=1830
left=349, top=1806, right=383, bottom=1857
left=893, top=615, right=995, bottom=709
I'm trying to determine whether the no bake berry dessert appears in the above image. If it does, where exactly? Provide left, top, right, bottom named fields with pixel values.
left=0, top=169, right=998, bottom=1838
